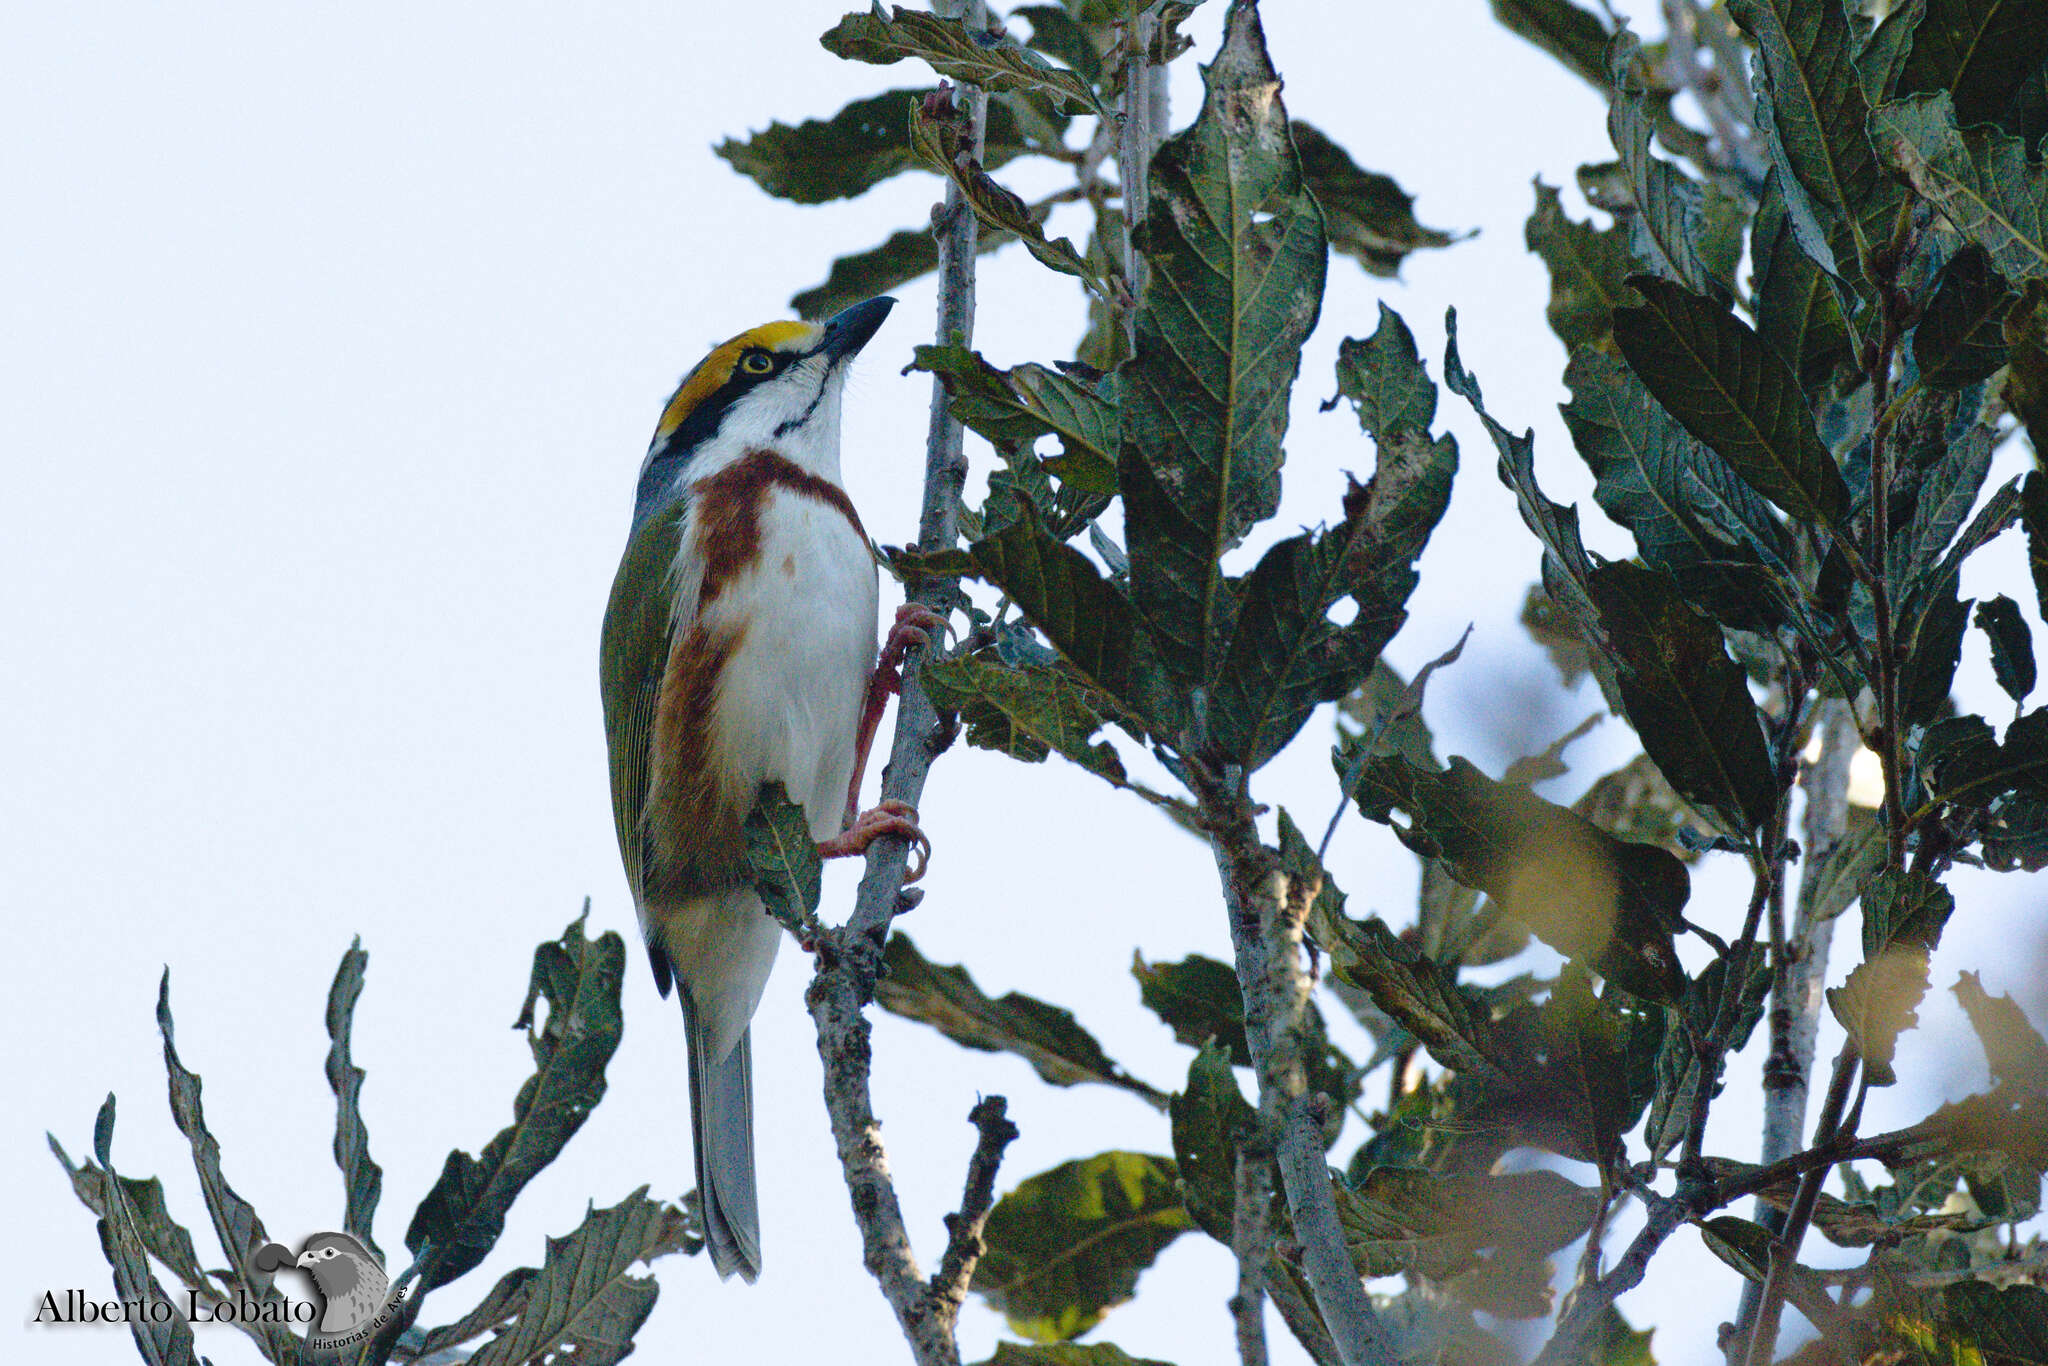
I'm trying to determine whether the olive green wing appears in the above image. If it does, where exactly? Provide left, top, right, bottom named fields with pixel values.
left=600, top=505, right=700, bottom=910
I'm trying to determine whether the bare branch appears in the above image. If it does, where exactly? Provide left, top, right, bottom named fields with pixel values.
left=1230, top=1145, right=1272, bottom=1366
left=929, top=1097, right=1020, bottom=1320
left=1532, top=1190, right=1690, bottom=1365
left=1195, top=764, right=1400, bottom=1366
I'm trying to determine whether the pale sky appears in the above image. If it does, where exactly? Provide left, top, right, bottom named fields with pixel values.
left=8, top=5, right=2042, bottom=1365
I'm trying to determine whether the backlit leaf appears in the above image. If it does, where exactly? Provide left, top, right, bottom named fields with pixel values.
left=1292, top=121, right=1458, bottom=278
left=1873, top=92, right=2048, bottom=285
left=1977, top=595, right=2037, bottom=704
left=1525, top=178, right=1638, bottom=355
left=821, top=5, right=1105, bottom=117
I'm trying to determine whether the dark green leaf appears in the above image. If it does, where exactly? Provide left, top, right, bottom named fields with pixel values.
left=1014, top=6, right=1104, bottom=88
left=1897, top=0, right=2048, bottom=126
left=1330, top=303, right=1436, bottom=439
left=1795, top=812, right=1884, bottom=925
left=1915, top=243, right=2017, bottom=388
left=1899, top=418, right=1995, bottom=585
left=1292, top=121, right=1458, bottom=278
left=406, top=912, right=627, bottom=1289
left=1586, top=560, right=1780, bottom=837
left=1525, top=178, right=1638, bottom=355
left=1584, top=1306, right=1658, bottom=1365
left=1336, top=657, right=1442, bottom=773
left=1751, top=169, right=1857, bottom=394
left=1613, top=274, right=1848, bottom=525
left=1346, top=752, right=1691, bottom=1002
left=716, top=88, right=1035, bottom=206
left=971, top=1152, right=1194, bottom=1342
left=1562, top=347, right=1787, bottom=631
left=1900, top=581, right=1972, bottom=727
left=56, top=1109, right=198, bottom=1366
left=1306, top=901, right=1512, bottom=1082
left=2027, top=474, right=2048, bottom=622
left=325, top=937, right=384, bottom=1264
left=1133, top=953, right=1249, bottom=1061
left=921, top=652, right=1132, bottom=783
left=909, top=98, right=1104, bottom=289
left=1861, top=869, right=1956, bottom=959
left=1919, top=709, right=2048, bottom=810
left=909, top=343, right=1116, bottom=472
left=1938, top=1282, right=2048, bottom=1362
left=1167, top=1042, right=1259, bottom=1242
left=1645, top=954, right=1771, bottom=1158
left=1119, top=2, right=1326, bottom=692
left=821, top=5, right=1105, bottom=117
left=47, top=1135, right=214, bottom=1309
left=1977, top=595, right=2038, bottom=704
left=970, top=506, right=1148, bottom=720
left=742, top=782, right=823, bottom=934
left=154, top=973, right=297, bottom=1355
left=2009, top=280, right=2048, bottom=455
left=464, top=1189, right=697, bottom=1366
left=1572, top=754, right=1708, bottom=861
left=1489, top=0, right=1614, bottom=88
left=1874, top=92, right=2048, bottom=285
left=978, top=1344, right=1176, bottom=1366
left=1605, top=54, right=1734, bottom=300
left=878, top=932, right=1164, bottom=1105
left=1336, top=1167, right=1599, bottom=1284
left=1732, top=0, right=1902, bottom=286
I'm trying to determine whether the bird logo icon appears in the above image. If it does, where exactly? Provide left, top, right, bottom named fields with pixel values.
left=253, top=1232, right=396, bottom=1348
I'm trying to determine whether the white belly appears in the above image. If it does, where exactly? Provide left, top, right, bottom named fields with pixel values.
left=700, top=485, right=878, bottom=838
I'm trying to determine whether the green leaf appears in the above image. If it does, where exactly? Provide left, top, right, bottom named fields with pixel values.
left=1014, top=5, right=1104, bottom=88
left=1118, top=2, right=1326, bottom=693
left=56, top=1103, right=199, bottom=1366
left=741, top=781, right=822, bottom=935
left=821, top=5, right=1105, bottom=117
left=47, top=1134, right=215, bottom=1315
left=969, top=507, right=1151, bottom=722
left=2025, top=472, right=2048, bottom=619
left=1795, top=813, right=1884, bottom=925
left=1346, top=752, right=1691, bottom=1002
left=1896, top=0, right=2048, bottom=127
left=1862, top=869, right=1956, bottom=958
left=1900, top=581, right=1973, bottom=728
left=1561, top=347, right=1788, bottom=631
left=977, top=1345, right=1176, bottom=1366
left=1330, top=303, right=1437, bottom=440
left=1977, top=595, right=2038, bottom=704
left=1584, top=1306, right=1658, bottom=1365
left=1830, top=945, right=1933, bottom=1086
left=1938, top=1282, right=2048, bottom=1362
left=154, top=974, right=297, bottom=1356
left=1168, top=1042, right=1259, bottom=1242
left=1613, top=273, right=1848, bottom=525
left=1209, top=442, right=1456, bottom=768
left=1586, top=560, right=1780, bottom=837
left=1751, top=168, right=1857, bottom=394
left=1489, top=0, right=1614, bottom=89
left=921, top=652, right=1133, bottom=784
left=325, top=937, right=384, bottom=1264
left=791, top=223, right=1015, bottom=320
left=716, top=87, right=1037, bottom=205
left=1307, top=905, right=1510, bottom=1082
left=909, top=343, right=1117, bottom=473
left=877, top=932, right=1165, bottom=1105
left=1645, top=954, right=1771, bottom=1158
left=1732, top=0, right=1901, bottom=286
left=2008, top=279, right=2048, bottom=455
left=406, top=912, right=628, bottom=1289
left=1605, top=53, right=1735, bottom=300
left=1291, top=121, right=1458, bottom=278
left=1336, top=1167, right=1600, bottom=1284
left=463, top=1189, right=697, bottom=1366
left=909, top=96, right=1105, bottom=290
left=1916, top=243, right=2017, bottom=388
left=1525, top=178, right=1639, bottom=355
left=971, top=1152, right=1194, bottom=1342
left=1572, top=753, right=1709, bottom=861
left=1874, top=92, right=2048, bottom=285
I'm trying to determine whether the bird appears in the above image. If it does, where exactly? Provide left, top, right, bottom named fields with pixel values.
left=292, top=1233, right=390, bottom=1338
left=600, top=295, right=938, bottom=1282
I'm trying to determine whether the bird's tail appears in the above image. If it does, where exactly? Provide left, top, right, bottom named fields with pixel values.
left=682, top=994, right=761, bottom=1282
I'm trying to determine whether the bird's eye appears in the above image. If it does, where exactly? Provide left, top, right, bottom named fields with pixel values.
left=740, top=351, right=775, bottom=375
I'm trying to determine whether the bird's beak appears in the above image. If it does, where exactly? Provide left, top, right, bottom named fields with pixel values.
left=817, top=296, right=895, bottom=365
left=295, top=1251, right=317, bottom=1268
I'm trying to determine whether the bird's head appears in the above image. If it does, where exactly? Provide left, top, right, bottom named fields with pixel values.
left=633, top=295, right=894, bottom=524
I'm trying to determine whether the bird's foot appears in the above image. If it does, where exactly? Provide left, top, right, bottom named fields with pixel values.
left=876, top=603, right=950, bottom=694
left=817, top=799, right=931, bottom=883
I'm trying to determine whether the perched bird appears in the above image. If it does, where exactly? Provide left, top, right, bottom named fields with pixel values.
left=293, top=1233, right=390, bottom=1338
left=601, top=296, right=935, bottom=1282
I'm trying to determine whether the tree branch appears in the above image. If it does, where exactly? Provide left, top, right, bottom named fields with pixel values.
left=1230, top=1145, right=1272, bottom=1366
left=1533, top=1190, right=1690, bottom=1366
left=929, top=1096, right=1020, bottom=1320
left=803, top=4, right=987, bottom=1362
left=1195, top=763, right=1400, bottom=1366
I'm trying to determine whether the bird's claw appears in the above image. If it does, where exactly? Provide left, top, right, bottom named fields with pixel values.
left=817, top=799, right=932, bottom=883
left=877, top=603, right=951, bottom=690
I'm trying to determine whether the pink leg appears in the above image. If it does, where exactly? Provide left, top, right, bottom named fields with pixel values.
left=817, top=798, right=931, bottom=883
left=843, top=603, right=949, bottom=828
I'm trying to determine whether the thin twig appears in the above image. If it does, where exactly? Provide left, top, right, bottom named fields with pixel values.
left=804, top=4, right=988, bottom=1362
left=928, top=1097, right=1020, bottom=1319
left=1532, top=1191, right=1690, bottom=1365
left=1197, top=763, right=1399, bottom=1366
left=1230, top=1145, right=1272, bottom=1366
